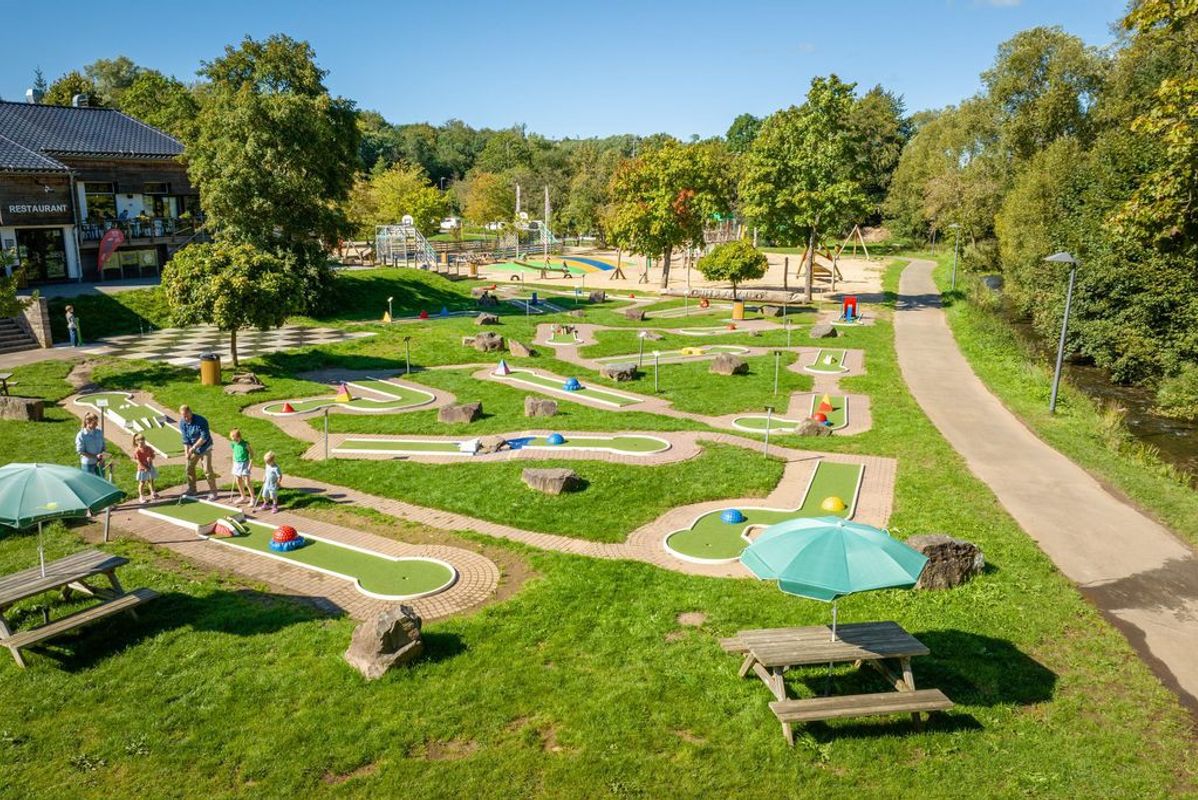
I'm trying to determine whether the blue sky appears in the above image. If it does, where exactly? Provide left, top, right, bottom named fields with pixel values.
left=3, top=0, right=1126, bottom=139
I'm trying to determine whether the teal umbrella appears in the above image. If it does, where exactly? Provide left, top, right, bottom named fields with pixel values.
left=741, top=516, right=928, bottom=640
left=0, top=463, right=125, bottom=577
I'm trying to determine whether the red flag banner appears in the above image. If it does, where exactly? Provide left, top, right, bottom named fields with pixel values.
left=97, top=228, right=126, bottom=269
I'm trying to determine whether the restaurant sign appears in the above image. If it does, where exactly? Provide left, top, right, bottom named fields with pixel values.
left=0, top=177, right=74, bottom=225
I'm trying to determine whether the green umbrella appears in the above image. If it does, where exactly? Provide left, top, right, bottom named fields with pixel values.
left=0, top=463, right=125, bottom=577
left=740, top=516, right=928, bottom=640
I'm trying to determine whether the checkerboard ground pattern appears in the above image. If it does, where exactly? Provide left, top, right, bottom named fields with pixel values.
left=83, top=325, right=373, bottom=367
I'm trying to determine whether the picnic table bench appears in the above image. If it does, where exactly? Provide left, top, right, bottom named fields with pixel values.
left=722, top=621, right=952, bottom=744
left=0, top=549, right=158, bottom=668
left=0, top=372, right=13, bottom=396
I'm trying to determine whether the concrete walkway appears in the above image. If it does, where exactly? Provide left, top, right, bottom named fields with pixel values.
left=895, top=258, right=1198, bottom=713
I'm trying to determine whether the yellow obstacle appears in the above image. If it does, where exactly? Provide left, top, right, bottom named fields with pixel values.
left=820, top=496, right=847, bottom=512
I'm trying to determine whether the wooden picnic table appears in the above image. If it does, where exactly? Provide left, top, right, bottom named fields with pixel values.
left=721, top=621, right=952, bottom=743
left=0, top=549, right=158, bottom=668
left=0, top=372, right=12, bottom=396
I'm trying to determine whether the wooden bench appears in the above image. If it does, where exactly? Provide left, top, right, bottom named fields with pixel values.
left=770, top=689, right=953, bottom=745
left=4, top=588, right=159, bottom=668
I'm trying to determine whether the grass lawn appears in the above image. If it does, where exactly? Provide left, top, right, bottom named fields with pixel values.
left=1, top=265, right=1196, bottom=797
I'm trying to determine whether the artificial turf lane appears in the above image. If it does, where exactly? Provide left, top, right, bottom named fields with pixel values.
left=494, top=370, right=642, bottom=407
left=594, top=345, right=749, bottom=365
left=805, top=348, right=849, bottom=373
left=663, top=461, right=863, bottom=561
left=334, top=433, right=670, bottom=456
left=731, top=396, right=848, bottom=432
left=74, top=391, right=185, bottom=456
left=142, top=499, right=455, bottom=599
left=262, top=378, right=435, bottom=415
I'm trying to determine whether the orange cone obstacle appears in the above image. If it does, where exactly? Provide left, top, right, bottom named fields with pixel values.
left=281, top=402, right=296, bottom=414
left=817, top=394, right=835, bottom=414
left=335, top=382, right=353, bottom=403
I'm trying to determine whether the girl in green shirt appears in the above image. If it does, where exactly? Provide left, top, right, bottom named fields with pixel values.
left=229, top=428, right=255, bottom=504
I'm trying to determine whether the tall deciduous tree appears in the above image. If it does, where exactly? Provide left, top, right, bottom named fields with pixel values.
left=43, top=71, right=97, bottom=106
left=606, top=140, right=735, bottom=288
left=347, top=162, right=449, bottom=237
left=162, top=242, right=300, bottom=367
left=725, top=113, right=763, bottom=154
left=118, top=70, right=200, bottom=142
left=695, top=240, right=769, bottom=298
left=83, top=56, right=142, bottom=106
left=187, top=35, right=360, bottom=313
left=847, top=86, right=911, bottom=222
left=462, top=171, right=515, bottom=225
left=739, top=75, right=869, bottom=301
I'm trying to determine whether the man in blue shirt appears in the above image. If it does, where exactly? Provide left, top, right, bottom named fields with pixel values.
left=75, top=412, right=107, bottom=476
left=179, top=404, right=219, bottom=499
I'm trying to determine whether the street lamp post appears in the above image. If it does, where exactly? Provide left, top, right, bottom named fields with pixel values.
left=387, top=296, right=393, bottom=321
left=949, top=223, right=961, bottom=291
left=439, top=177, right=448, bottom=190
left=403, top=336, right=412, bottom=375
left=1044, top=252, right=1079, bottom=415
left=763, top=405, right=774, bottom=458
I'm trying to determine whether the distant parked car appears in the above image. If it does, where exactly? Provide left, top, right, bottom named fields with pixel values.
left=439, top=217, right=461, bottom=231
left=484, top=221, right=507, bottom=231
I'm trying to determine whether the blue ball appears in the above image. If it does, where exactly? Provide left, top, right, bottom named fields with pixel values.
left=720, top=509, right=746, bottom=524
left=547, top=433, right=566, bottom=445
left=563, top=377, right=582, bottom=391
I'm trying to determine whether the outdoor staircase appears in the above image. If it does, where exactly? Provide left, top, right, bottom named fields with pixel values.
left=0, top=318, right=37, bottom=355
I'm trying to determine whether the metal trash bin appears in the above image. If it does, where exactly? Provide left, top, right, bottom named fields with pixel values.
left=199, top=353, right=222, bottom=386
left=732, top=300, right=746, bottom=321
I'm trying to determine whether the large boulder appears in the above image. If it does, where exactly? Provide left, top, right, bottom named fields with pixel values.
left=524, top=397, right=558, bottom=417
left=476, top=435, right=510, bottom=455
left=623, top=307, right=646, bottom=322
left=588, top=291, right=606, bottom=304
left=343, top=605, right=423, bottom=681
left=600, top=362, right=638, bottom=382
left=473, top=331, right=505, bottom=352
left=0, top=397, right=44, bottom=422
left=475, top=312, right=500, bottom=326
left=710, top=354, right=749, bottom=376
left=795, top=418, right=832, bottom=437
left=761, top=305, right=784, bottom=318
left=907, top=534, right=985, bottom=590
left=569, top=309, right=586, bottom=319
left=439, top=402, right=483, bottom=423
left=522, top=467, right=581, bottom=495
left=809, top=323, right=839, bottom=339
left=508, top=340, right=534, bottom=358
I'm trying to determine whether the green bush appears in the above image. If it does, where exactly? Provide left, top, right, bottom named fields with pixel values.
left=1156, top=364, right=1198, bottom=420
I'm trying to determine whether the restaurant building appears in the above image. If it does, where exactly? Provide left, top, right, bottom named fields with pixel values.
left=0, top=97, right=202, bottom=286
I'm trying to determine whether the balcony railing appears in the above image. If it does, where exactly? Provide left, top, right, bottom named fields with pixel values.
left=79, top=216, right=205, bottom=243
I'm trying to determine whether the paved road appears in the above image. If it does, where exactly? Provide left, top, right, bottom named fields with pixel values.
left=895, top=258, right=1198, bottom=714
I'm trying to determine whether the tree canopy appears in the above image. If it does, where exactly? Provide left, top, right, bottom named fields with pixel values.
left=695, top=241, right=769, bottom=297
left=347, top=162, right=449, bottom=237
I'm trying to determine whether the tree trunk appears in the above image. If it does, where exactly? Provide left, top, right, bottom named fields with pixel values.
left=804, top=227, right=818, bottom=303
left=230, top=329, right=239, bottom=368
left=659, top=247, right=672, bottom=289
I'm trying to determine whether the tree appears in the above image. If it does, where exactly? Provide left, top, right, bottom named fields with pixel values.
left=118, top=70, right=200, bottom=142
left=847, top=86, right=911, bottom=221
left=162, top=242, right=300, bottom=367
left=347, top=162, right=449, bottom=237
left=44, top=71, right=97, bottom=107
left=0, top=249, right=28, bottom=318
left=739, top=75, right=869, bottom=301
left=187, top=34, right=360, bottom=313
left=462, top=171, right=515, bottom=225
left=695, top=241, right=768, bottom=298
left=726, top=113, right=762, bottom=154
left=33, top=67, right=47, bottom=94
left=606, top=140, right=734, bottom=288
left=84, top=56, right=142, bottom=106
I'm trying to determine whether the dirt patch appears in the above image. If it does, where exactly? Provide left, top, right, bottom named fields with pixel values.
left=295, top=504, right=538, bottom=611
left=417, top=739, right=479, bottom=761
left=676, top=611, right=707, bottom=627
left=673, top=729, right=706, bottom=745
left=540, top=724, right=564, bottom=753
left=66, top=360, right=102, bottom=392
left=664, top=630, right=688, bottom=643
left=321, top=762, right=378, bottom=785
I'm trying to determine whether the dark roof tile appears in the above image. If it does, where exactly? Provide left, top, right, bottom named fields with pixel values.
left=0, top=132, right=69, bottom=173
left=0, top=101, right=183, bottom=167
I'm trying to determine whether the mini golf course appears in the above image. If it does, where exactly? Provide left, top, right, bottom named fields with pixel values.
left=74, top=392, right=184, bottom=457
left=332, top=433, right=671, bottom=458
left=262, top=378, right=436, bottom=415
left=141, top=499, right=457, bottom=600
left=731, top=395, right=848, bottom=433
left=594, top=345, right=750, bottom=366
left=648, top=303, right=734, bottom=320
left=663, top=461, right=864, bottom=563
left=491, top=369, right=643, bottom=408
left=546, top=330, right=582, bottom=346
left=674, top=326, right=748, bottom=337
left=804, top=348, right=849, bottom=374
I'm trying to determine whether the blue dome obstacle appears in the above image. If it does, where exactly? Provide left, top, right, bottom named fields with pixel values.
left=547, top=433, right=566, bottom=445
left=720, top=509, right=747, bottom=524
left=563, top=377, right=582, bottom=391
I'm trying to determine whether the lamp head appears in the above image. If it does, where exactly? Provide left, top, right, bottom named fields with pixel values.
left=1044, top=252, right=1077, bottom=266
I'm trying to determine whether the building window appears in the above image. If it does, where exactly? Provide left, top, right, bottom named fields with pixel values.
left=84, top=182, right=116, bottom=222
left=143, top=182, right=169, bottom=195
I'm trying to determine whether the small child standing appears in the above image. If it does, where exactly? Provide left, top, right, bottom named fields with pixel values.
left=254, top=451, right=282, bottom=513
left=229, top=428, right=255, bottom=504
left=131, top=433, right=159, bottom=503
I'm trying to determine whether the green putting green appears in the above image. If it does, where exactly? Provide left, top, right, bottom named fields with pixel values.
left=594, top=345, right=749, bottom=366
left=262, top=378, right=435, bottom=415
left=663, top=461, right=864, bottom=562
left=547, top=332, right=581, bottom=345
left=142, top=500, right=455, bottom=599
left=647, top=303, right=734, bottom=319
left=74, top=391, right=184, bottom=457
left=805, top=348, right=848, bottom=374
left=493, top=370, right=642, bottom=407
left=675, top=327, right=745, bottom=336
left=334, top=433, right=670, bottom=457
left=731, top=396, right=847, bottom=433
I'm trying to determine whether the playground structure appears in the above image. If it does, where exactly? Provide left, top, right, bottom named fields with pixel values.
left=140, top=499, right=458, bottom=601
left=375, top=220, right=438, bottom=268
left=73, top=392, right=183, bottom=457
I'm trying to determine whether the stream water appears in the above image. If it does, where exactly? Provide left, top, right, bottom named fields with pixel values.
left=1004, top=312, right=1198, bottom=481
